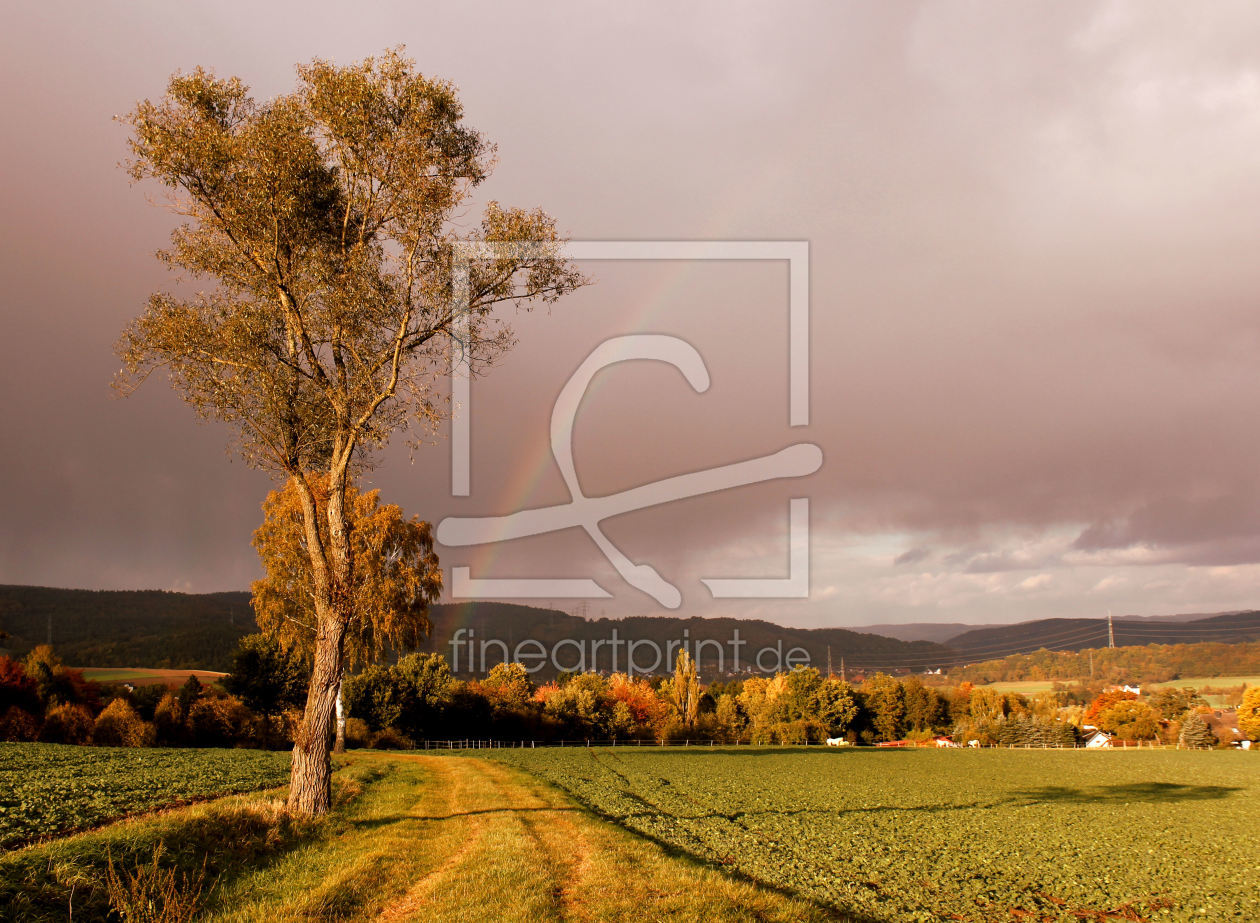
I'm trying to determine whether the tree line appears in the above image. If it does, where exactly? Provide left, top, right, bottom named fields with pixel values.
left=5, top=637, right=1256, bottom=750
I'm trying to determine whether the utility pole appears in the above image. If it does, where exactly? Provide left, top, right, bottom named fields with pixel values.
left=1089, top=649, right=1094, bottom=679
left=840, top=656, right=847, bottom=683
left=1107, top=611, right=1115, bottom=649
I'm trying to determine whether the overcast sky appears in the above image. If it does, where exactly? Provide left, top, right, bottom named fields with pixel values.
left=4, top=1, right=1260, bottom=628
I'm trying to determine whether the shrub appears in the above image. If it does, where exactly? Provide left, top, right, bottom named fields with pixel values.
left=40, top=702, right=94, bottom=744
left=344, top=717, right=371, bottom=749
left=153, top=692, right=186, bottom=745
left=369, top=727, right=413, bottom=750
left=0, top=706, right=40, bottom=742
left=94, top=699, right=156, bottom=748
left=188, top=694, right=252, bottom=747
left=0, top=657, right=40, bottom=715
left=658, top=716, right=689, bottom=744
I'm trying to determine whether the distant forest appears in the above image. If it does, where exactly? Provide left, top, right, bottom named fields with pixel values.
left=0, top=586, right=255, bottom=672
left=950, top=640, right=1260, bottom=686
left=0, top=589, right=950, bottom=676
left=1, top=585, right=1259, bottom=680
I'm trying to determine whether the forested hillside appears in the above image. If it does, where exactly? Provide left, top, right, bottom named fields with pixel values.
left=0, top=590, right=951, bottom=676
left=0, top=586, right=255, bottom=671
left=950, top=639, right=1260, bottom=685
left=412, top=601, right=953, bottom=678
left=6, top=585, right=1260, bottom=680
left=945, top=611, right=1260, bottom=660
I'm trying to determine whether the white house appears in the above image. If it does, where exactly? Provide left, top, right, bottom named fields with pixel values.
left=1085, top=730, right=1113, bottom=749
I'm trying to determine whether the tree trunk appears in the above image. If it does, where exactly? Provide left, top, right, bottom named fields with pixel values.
left=287, top=617, right=345, bottom=814
left=333, top=678, right=346, bottom=754
left=285, top=461, right=354, bottom=816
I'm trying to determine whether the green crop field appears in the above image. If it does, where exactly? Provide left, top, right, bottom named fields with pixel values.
left=0, top=743, right=289, bottom=849
left=490, top=747, right=1259, bottom=922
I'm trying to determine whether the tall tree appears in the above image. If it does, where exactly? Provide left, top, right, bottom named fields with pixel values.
left=1238, top=686, right=1260, bottom=742
left=669, top=649, right=701, bottom=728
left=1177, top=711, right=1217, bottom=750
left=813, top=678, right=859, bottom=737
left=863, top=673, right=905, bottom=742
left=117, top=49, right=584, bottom=813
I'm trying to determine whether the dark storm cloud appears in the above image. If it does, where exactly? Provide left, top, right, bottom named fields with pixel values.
left=4, top=1, right=1260, bottom=625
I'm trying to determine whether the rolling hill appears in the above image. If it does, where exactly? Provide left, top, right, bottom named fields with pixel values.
left=944, top=610, right=1260, bottom=662
left=0, top=585, right=256, bottom=671
left=0, top=587, right=952, bottom=677
left=5, top=584, right=1260, bottom=678
left=417, top=601, right=953, bottom=678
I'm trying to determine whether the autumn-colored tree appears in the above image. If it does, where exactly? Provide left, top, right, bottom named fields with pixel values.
left=1097, top=699, right=1160, bottom=740
left=252, top=478, right=442, bottom=660
left=0, top=658, right=39, bottom=717
left=863, top=673, right=905, bottom=742
left=608, top=673, right=669, bottom=732
left=668, top=649, right=702, bottom=728
left=1148, top=686, right=1206, bottom=720
left=968, top=686, right=1009, bottom=724
left=776, top=667, right=822, bottom=723
left=94, top=699, right=155, bottom=748
left=1238, top=686, right=1260, bottom=741
left=1084, top=688, right=1138, bottom=724
left=117, top=49, right=584, bottom=814
left=40, top=702, right=94, bottom=745
left=814, top=678, right=859, bottom=737
left=736, top=676, right=778, bottom=743
left=0, top=706, right=39, bottom=742
left=252, top=476, right=442, bottom=752
left=713, top=693, right=745, bottom=742
left=480, top=662, right=535, bottom=713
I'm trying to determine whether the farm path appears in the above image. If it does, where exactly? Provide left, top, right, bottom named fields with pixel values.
left=206, top=751, right=834, bottom=922
left=359, top=753, right=834, bottom=923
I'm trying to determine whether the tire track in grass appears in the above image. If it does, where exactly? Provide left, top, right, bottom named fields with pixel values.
left=374, top=757, right=493, bottom=922
left=479, top=759, right=593, bottom=921
left=479, top=755, right=839, bottom=922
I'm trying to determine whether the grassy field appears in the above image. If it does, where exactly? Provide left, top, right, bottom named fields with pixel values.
left=77, top=666, right=227, bottom=686
left=5, top=745, right=1256, bottom=921
left=1, top=751, right=824, bottom=922
left=977, top=675, right=1258, bottom=703
left=490, top=746, right=1259, bottom=922
left=972, top=679, right=1062, bottom=694
left=0, top=743, right=289, bottom=848
left=1148, top=674, right=1260, bottom=686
